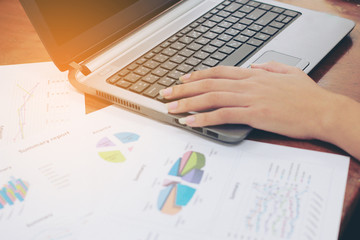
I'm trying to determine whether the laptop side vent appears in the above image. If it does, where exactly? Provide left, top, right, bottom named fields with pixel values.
left=95, top=90, right=140, bottom=111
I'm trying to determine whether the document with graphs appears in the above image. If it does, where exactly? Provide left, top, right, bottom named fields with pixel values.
left=0, top=105, right=349, bottom=240
left=0, top=62, right=85, bottom=147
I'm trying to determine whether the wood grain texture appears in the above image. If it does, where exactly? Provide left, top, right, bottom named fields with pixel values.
left=1, top=0, right=359, bottom=236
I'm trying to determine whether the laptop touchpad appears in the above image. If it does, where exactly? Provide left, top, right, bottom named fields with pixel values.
left=251, top=50, right=309, bottom=70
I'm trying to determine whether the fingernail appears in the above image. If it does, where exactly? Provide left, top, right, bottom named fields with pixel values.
left=166, top=101, right=178, bottom=111
left=179, top=115, right=196, bottom=125
left=179, top=73, right=191, bottom=82
left=159, top=87, right=173, bottom=97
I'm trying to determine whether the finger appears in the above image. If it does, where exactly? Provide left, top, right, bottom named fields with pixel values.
left=178, top=107, right=252, bottom=127
left=160, top=79, right=254, bottom=99
left=166, top=92, right=251, bottom=114
left=251, top=61, right=300, bottom=74
left=179, top=65, right=255, bottom=83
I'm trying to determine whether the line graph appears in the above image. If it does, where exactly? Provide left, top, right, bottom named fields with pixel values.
left=14, top=82, right=40, bottom=141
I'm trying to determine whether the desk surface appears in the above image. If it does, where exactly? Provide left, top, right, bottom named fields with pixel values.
left=1, top=0, right=360, bottom=236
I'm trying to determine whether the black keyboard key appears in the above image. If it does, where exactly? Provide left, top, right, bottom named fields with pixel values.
left=220, top=43, right=256, bottom=66
left=170, top=42, right=186, bottom=51
left=203, top=58, right=219, bottom=67
left=134, top=66, right=151, bottom=76
left=158, top=77, right=176, bottom=86
left=153, top=54, right=169, bottom=63
left=259, top=4, right=272, bottom=11
left=203, top=31, right=218, bottom=40
left=239, top=18, right=253, bottom=25
left=284, top=10, right=298, bottom=17
left=234, top=34, right=249, bottom=42
left=129, top=81, right=149, bottom=93
left=203, top=20, right=217, bottom=28
left=233, top=23, right=247, bottom=31
left=152, top=46, right=163, bottom=53
left=168, top=70, right=184, bottom=80
left=247, top=9, right=266, bottom=20
left=225, top=16, right=240, bottom=24
left=226, top=40, right=242, bottom=48
left=152, top=67, right=169, bottom=77
left=161, top=61, right=177, bottom=70
left=142, top=74, right=160, bottom=84
left=212, top=51, right=227, bottom=61
left=270, top=21, right=285, bottom=29
left=179, top=36, right=194, bottom=45
left=247, top=1, right=260, bottom=7
left=187, top=42, right=203, bottom=51
left=254, top=32, right=270, bottom=41
left=118, top=69, right=130, bottom=77
left=143, top=84, right=165, bottom=98
left=124, top=73, right=141, bottom=83
left=179, top=48, right=195, bottom=57
left=187, top=30, right=202, bottom=38
left=224, top=2, right=242, bottom=12
left=255, top=11, right=279, bottom=26
left=247, top=38, right=263, bottom=47
left=127, top=63, right=139, bottom=71
left=210, top=39, right=226, bottom=48
left=177, top=64, right=193, bottom=73
left=218, top=33, right=233, bottom=42
left=162, top=48, right=177, bottom=57
left=115, top=80, right=131, bottom=89
left=144, top=52, right=155, bottom=59
left=209, top=15, right=224, bottom=23
left=225, top=28, right=240, bottom=36
left=218, top=20, right=232, bottom=29
left=194, top=51, right=210, bottom=60
left=218, top=10, right=231, bottom=18
left=144, top=60, right=160, bottom=69
left=241, top=29, right=256, bottom=37
left=107, top=74, right=121, bottom=84
left=283, top=16, right=293, bottom=24
left=239, top=5, right=254, bottom=13
left=248, top=23, right=263, bottom=32
left=202, top=45, right=218, bottom=53
left=219, top=46, right=235, bottom=54
left=271, top=7, right=285, bottom=14
left=195, top=37, right=210, bottom=45
left=170, top=55, right=186, bottom=64
left=186, top=57, right=202, bottom=66
left=261, top=26, right=278, bottom=35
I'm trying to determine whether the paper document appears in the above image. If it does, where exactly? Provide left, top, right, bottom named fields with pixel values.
left=0, top=62, right=85, bottom=147
left=0, top=105, right=350, bottom=240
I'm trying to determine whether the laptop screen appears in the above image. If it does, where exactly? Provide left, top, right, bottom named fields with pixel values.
left=20, top=0, right=182, bottom=71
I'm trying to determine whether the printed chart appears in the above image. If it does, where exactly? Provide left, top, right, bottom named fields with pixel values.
left=158, top=151, right=205, bottom=215
left=0, top=177, right=29, bottom=209
left=238, top=161, right=324, bottom=240
left=96, top=132, right=140, bottom=163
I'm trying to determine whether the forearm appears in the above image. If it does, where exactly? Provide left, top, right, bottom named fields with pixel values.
left=317, top=93, right=360, bottom=160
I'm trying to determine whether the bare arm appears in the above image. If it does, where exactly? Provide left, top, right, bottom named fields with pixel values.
left=160, top=62, right=360, bottom=160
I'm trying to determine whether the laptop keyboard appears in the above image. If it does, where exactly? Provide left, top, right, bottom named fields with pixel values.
left=106, top=0, right=300, bottom=102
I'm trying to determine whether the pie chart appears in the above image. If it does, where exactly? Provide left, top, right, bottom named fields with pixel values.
left=96, top=132, right=140, bottom=163
left=157, top=151, right=205, bottom=215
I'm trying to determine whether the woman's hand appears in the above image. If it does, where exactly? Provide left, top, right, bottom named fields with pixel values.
left=160, top=62, right=343, bottom=140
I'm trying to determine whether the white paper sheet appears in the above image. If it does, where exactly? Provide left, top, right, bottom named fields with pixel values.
left=0, top=62, right=85, bottom=147
left=0, top=105, right=350, bottom=240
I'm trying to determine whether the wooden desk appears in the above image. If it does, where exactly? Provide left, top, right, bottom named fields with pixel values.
left=1, top=0, right=360, bottom=237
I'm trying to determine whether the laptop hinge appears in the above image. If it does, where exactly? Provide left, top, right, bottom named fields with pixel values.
left=69, top=62, right=92, bottom=76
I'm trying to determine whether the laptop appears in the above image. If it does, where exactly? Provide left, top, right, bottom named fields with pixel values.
left=19, top=0, right=355, bottom=143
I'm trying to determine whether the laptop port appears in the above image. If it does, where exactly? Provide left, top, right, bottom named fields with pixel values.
left=206, top=130, right=219, bottom=139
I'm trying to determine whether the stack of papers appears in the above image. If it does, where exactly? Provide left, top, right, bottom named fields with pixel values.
left=0, top=102, right=350, bottom=240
